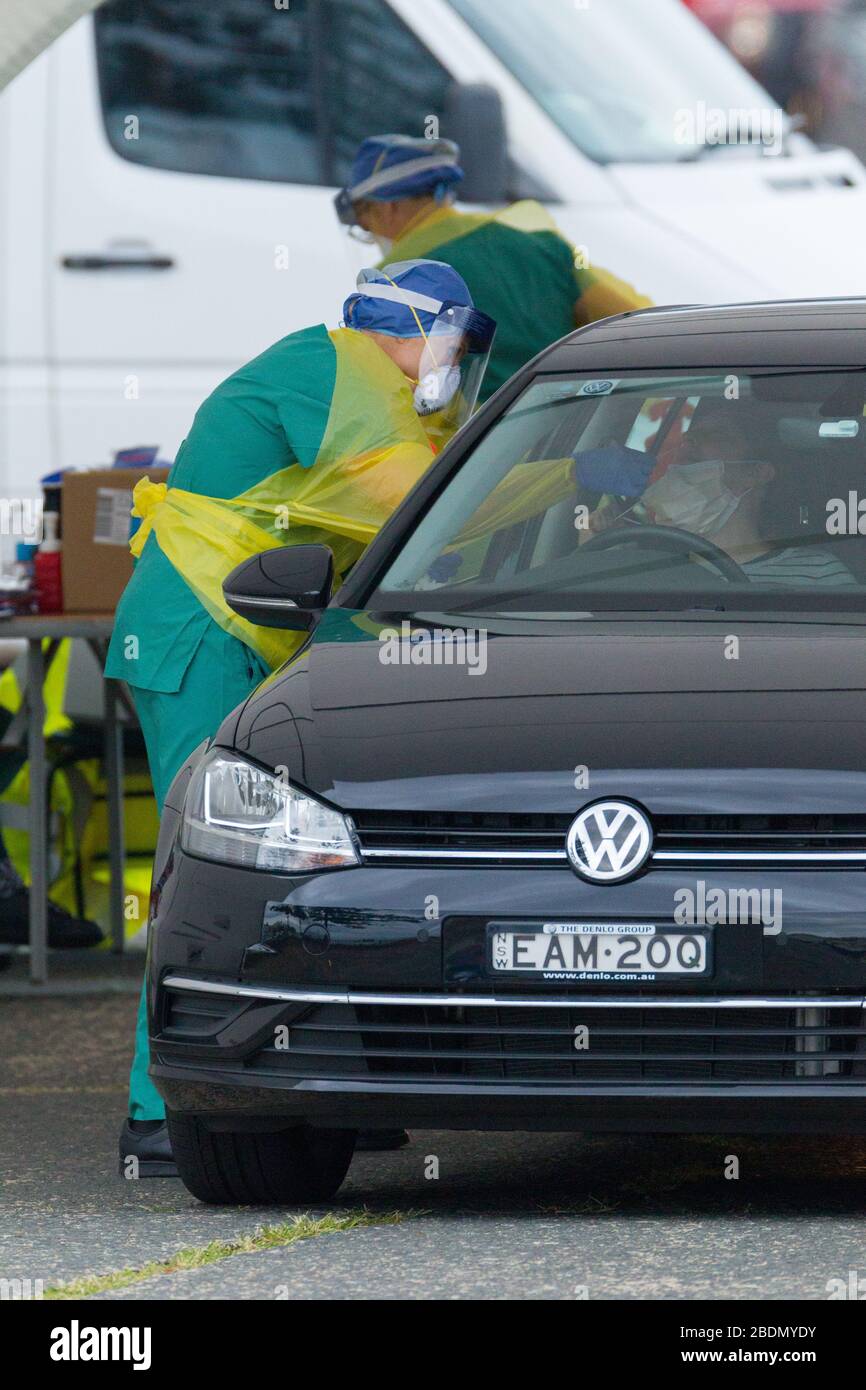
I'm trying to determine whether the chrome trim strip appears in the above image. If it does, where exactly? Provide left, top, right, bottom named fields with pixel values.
left=361, top=847, right=568, bottom=861
left=360, top=846, right=866, bottom=865
left=222, top=591, right=299, bottom=609
left=164, top=977, right=350, bottom=1006
left=162, top=976, right=865, bottom=1011
left=652, top=849, right=866, bottom=863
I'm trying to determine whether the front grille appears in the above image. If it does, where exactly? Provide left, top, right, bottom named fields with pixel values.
left=353, top=809, right=570, bottom=856
left=351, top=810, right=866, bottom=868
left=163, top=989, right=237, bottom=1036
left=246, top=999, right=866, bottom=1086
left=655, top=813, right=866, bottom=856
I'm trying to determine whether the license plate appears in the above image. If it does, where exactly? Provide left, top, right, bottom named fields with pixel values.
left=488, top=923, right=711, bottom=979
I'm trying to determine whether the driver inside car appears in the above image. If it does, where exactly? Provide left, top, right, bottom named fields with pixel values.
left=579, top=413, right=858, bottom=586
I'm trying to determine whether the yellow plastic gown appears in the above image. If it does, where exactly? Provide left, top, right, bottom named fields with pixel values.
left=129, top=328, right=438, bottom=670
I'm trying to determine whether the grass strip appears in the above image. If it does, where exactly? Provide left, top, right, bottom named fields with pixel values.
left=44, top=1208, right=413, bottom=1299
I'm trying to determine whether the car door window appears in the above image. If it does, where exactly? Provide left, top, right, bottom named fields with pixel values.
left=95, top=0, right=451, bottom=186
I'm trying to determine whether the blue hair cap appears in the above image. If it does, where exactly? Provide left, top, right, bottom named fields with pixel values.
left=346, top=134, right=464, bottom=204
left=343, top=259, right=475, bottom=338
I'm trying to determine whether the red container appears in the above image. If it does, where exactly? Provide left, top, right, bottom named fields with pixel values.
left=35, top=549, right=63, bottom=613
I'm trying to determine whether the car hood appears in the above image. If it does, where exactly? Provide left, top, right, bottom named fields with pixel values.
left=227, top=611, right=866, bottom=817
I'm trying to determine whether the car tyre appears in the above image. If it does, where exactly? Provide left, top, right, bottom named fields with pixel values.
left=167, top=1112, right=357, bottom=1205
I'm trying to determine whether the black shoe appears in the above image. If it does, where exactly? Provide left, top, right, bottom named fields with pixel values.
left=0, top=889, right=103, bottom=949
left=118, top=1120, right=178, bottom=1178
left=355, top=1129, right=410, bottom=1152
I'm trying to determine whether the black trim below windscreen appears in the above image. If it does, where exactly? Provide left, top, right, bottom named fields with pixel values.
left=363, top=590, right=866, bottom=618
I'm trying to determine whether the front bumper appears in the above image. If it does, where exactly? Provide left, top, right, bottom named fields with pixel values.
left=148, top=839, right=866, bottom=1132
left=151, top=975, right=866, bottom=1133
left=153, top=1073, right=866, bottom=1137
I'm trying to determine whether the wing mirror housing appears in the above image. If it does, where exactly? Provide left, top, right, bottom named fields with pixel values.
left=443, top=82, right=509, bottom=203
left=222, top=545, right=333, bottom=631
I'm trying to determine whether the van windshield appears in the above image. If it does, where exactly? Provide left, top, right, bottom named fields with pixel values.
left=448, top=0, right=782, bottom=163
left=374, top=369, right=866, bottom=616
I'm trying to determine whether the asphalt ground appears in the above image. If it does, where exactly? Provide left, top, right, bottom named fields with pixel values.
left=3, top=990, right=866, bottom=1300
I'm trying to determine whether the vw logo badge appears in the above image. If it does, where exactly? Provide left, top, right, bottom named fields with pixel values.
left=566, top=800, right=652, bottom=883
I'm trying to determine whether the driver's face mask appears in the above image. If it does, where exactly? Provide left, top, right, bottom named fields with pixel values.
left=643, top=460, right=750, bottom=537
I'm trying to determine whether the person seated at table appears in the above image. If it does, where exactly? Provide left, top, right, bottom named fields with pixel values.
left=0, top=828, right=102, bottom=947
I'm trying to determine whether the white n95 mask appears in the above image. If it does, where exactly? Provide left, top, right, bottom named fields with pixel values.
left=414, top=365, right=462, bottom=417
left=644, top=460, right=748, bottom=537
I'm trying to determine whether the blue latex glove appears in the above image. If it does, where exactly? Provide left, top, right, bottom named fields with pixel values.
left=427, top=553, right=463, bottom=583
left=573, top=444, right=655, bottom=498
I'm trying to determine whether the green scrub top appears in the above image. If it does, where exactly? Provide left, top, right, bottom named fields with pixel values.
left=383, top=216, right=580, bottom=401
left=104, top=324, right=337, bottom=694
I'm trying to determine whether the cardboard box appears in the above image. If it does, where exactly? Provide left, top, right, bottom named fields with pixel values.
left=61, top=467, right=170, bottom=614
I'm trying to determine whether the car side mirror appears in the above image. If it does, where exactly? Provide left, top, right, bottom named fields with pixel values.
left=222, top=545, right=333, bottom=631
left=443, top=82, right=509, bottom=203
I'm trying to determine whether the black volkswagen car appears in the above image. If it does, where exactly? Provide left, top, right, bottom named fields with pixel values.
left=149, top=299, right=866, bottom=1205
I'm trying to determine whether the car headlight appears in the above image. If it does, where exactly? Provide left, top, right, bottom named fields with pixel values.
left=181, top=750, right=359, bottom=872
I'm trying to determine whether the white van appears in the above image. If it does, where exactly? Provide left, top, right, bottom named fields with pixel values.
left=3, top=0, right=866, bottom=503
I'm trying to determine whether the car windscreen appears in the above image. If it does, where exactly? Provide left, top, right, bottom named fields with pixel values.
left=372, top=368, right=866, bottom=616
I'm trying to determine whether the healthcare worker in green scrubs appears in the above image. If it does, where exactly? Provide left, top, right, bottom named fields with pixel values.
left=109, top=259, right=496, bottom=1174
left=335, top=134, right=652, bottom=401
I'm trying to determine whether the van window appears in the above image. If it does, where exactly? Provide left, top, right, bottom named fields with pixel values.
left=320, top=0, right=452, bottom=184
left=94, top=0, right=452, bottom=185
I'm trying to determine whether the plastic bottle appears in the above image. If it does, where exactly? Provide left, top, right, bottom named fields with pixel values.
left=35, top=512, right=63, bottom=613
left=13, top=542, right=38, bottom=584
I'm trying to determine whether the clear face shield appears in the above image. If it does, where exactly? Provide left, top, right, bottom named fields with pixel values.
left=333, top=189, right=378, bottom=244
left=333, top=138, right=462, bottom=244
left=413, top=304, right=497, bottom=446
